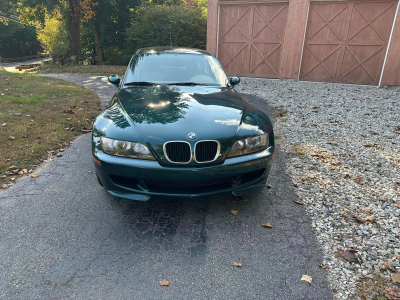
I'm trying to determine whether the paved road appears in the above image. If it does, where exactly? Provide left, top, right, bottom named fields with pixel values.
left=0, top=75, right=333, bottom=299
left=0, top=57, right=52, bottom=73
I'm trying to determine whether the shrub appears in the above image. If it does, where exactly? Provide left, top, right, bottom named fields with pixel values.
left=104, top=47, right=128, bottom=65
left=37, top=15, right=70, bottom=63
left=125, top=5, right=207, bottom=53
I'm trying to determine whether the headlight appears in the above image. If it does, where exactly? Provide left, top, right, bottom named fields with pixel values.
left=101, top=137, right=155, bottom=160
left=227, top=133, right=269, bottom=158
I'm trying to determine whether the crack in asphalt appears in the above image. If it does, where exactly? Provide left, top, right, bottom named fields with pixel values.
left=0, top=75, right=333, bottom=299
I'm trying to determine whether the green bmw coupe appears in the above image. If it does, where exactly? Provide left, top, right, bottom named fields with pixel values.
left=92, top=47, right=275, bottom=201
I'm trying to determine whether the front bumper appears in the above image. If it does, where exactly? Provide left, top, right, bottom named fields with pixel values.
left=94, top=146, right=274, bottom=201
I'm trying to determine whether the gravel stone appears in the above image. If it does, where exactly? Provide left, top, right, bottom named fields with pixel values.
left=238, top=79, right=400, bottom=300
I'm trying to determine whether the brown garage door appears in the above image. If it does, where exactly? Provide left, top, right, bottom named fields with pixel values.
left=300, top=0, right=397, bottom=85
left=217, top=3, right=288, bottom=78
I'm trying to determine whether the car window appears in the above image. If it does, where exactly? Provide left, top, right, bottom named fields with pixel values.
left=124, top=53, right=229, bottom=86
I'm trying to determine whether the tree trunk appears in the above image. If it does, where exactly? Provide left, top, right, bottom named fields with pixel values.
left=67, top=0, right=81, bottom=59
left=95, top=30, right=104, bottom=64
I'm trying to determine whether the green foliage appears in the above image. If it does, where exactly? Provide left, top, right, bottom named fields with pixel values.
left=37, top=14, right=70, bottom=62
left=1, top=0, right=208, bottom=64
left=125, top=5, right=207, bottom=52
left=0, top=21, right=41, bottom=58
left=104, top=47, right=129, bottom=65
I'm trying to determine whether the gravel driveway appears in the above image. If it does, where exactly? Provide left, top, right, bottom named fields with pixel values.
left=237, top=79, right=400, bottom=299
left=0, top=74, right=333, bottom=300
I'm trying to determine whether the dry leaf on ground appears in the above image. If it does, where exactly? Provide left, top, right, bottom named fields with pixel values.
left=262, top=222, right=273, bottom=228
left=31, top=173, right=38, bottom=178
left=341, top=249, right=360, bottom=263
left=265, top=184, right=272, bottom=189
left=392, top=272, right=400, bottom=284
left=353, top=215, right=365, bottom=223
left=230, top=210, right=239, bottom=216
left=233, top=262, right=243, bottom=267
left=364, top=216, right=376, bottom=223
left=381, top=261, right=394, bottom=270
left=301, top=275, right=312, bottom=284
left=159, top=279, right=170, bottom=286
left=361, top=207, right=373, bottom=214
left=318, top=264, right=328, bottom=270
left=293, top=200, right=304, bottom=205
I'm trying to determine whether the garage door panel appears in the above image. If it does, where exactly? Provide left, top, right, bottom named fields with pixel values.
left=340, top=45, right=384, bottom=81
left=219, top=42, right=249, bottom=74
left=250, top=43, right=282, bottom=77
left=218, top=3, right=288, bottom=78
left=300, top=0, right=397, bottom=85
left=301, top=45, right=340, bottom=80
left=219, top=6, right=251, bottom=41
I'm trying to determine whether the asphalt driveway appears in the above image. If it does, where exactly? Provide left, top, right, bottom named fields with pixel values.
left=0, top=75, right=332, bottom=299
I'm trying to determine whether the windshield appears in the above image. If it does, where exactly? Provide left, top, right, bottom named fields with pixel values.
left=123, top=53, right=229, bottom=87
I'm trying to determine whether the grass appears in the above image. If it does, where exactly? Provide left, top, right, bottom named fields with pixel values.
left=31, top=62, right=127, bottom=76
left=0, top=70, right=101, bottom=188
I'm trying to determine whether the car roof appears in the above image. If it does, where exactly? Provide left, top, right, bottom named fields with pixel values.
left=136, top=47, right=214, bottom=56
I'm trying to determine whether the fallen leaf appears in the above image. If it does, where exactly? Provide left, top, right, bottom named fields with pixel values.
left=380, top=196, right=388, bottom=202
left=327, top=141, right=338, bottom=145
left=301, top=275, right=312, bottom=284
left=8, top=136, right=15, bottom=140
left=318, top=264, right=328, bottom=269
left=381, top=261, right=394, bottom=270
left=31, top=173, right=38, bottom=178
left=341, top=249, right=359, bottom=263
left=364, top=216, right=375, bottom=223
left=56, top=153, right=62, bottom=157
left=353, top=175, right=363, bottom=184
left=361, top=207, right=373, bottom=214
left=230, top=210, right=239, bottom=216
left=293, top=200, right=304, bottom=205
left=78, top=108, right=83, bottom=111
left=392, top=272, right=400, bottom=284
left=9, top=165, right=17, bottom=169
left=233, top=262, right=243, bottom=267
left=1, top=123, right=6, bottom=126
left=0, top=175, right=6, bottom=178
left=394, top=204, right=400, bottom=208
left=265, top=184, right=272, bottom=189
left=353, top=215, right=365, bottom=223
left=159, top=279, right=170, bottom=286
left=262, top=222, right=273, bottom=228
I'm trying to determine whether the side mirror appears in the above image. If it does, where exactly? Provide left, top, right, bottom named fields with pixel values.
left=229, top=76, right=240, bottom=86
left=108, top=75, right=120, bottom=86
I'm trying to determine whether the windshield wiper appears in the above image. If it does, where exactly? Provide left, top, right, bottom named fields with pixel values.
left=124, top=81, right=158, bottom=86
left=167, top=82, right=206, bottom=86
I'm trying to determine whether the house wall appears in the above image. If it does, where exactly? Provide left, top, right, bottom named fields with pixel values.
left=381, top=1, right=400, bottom=86
left=207, top=0, right=400, bottom=86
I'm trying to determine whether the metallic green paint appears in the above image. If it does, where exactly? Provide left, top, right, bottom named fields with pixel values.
left=91, top=48, right=275, bottom=200
left=93, top=85, right=274, bottom=166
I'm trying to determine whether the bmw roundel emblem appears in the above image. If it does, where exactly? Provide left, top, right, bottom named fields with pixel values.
left=187, top=132, right=197, bottom=141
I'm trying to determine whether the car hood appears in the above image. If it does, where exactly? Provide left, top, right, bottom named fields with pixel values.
left=93, top=85, right=272, bottom=166
left=117, top=86, right=245, bottom=144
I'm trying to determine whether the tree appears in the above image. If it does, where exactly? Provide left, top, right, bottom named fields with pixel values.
left=125, top=5, right=207, bottom=52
